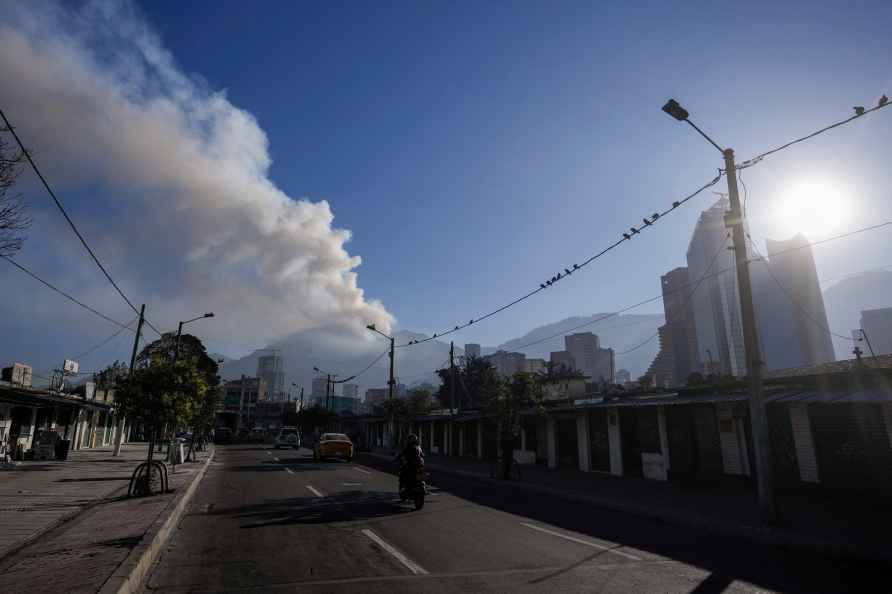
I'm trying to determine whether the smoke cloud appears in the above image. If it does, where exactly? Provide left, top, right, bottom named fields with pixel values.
left=0, top=1, right=393, bottom=355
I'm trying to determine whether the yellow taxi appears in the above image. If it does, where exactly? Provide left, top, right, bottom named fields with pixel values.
left=313, top=433, right=354, bottom=462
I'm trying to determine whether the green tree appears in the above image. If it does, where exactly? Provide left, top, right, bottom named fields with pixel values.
left=437, top=356, right=501, bottom=410
left=406, top=388, right=432, bottom=416
left=486, top=372, right=543, bottom=480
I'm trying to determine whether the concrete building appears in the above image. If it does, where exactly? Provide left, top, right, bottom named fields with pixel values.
left=564, top=332, right=614, bottom=384
left=256, top=352, right=285, bottom=401
left=686, top=198, right=748, bottom=377
left=644, top=326, right=675, bottom=388
left=525, top=358, right=546, bottom=375
left=365, top=388, right=387, bottom=405
left=342, top=383, right=359, bottom=399
left=483, top=350, right=526, bottom=378
left=220, top=376, right=267, bottom=431
left=464, top=343, right=481, bottom=359
left=616, top=369, right=631, bottom=384
left=310, top=376, right=329, bottom=407
left=549, top=350, right=576, bottom=371
left=661, top=267, right=701, bottom=384
left=861, top=307, right=892, bottom=355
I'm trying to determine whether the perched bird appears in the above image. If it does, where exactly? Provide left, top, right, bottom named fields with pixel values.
left=564, top=268, right=572, bottom=275
left=551, top=276, right=557, bottom=282
left=432, top=333, right=437, bottom=338
left=469, top=319, right=474, bottom=324
left=652, top=212, right=660, bottom=220
left=622, top=232, right=631, bottom=240
left=630, top=227, right=640, bottom=235
left=572, top=263, right=579, bottom=269
left=854, top=106, right=865, bottom=116
left=880, top=94, right=889, bottom=107
left=454, top=326, right=459, bottom=331
left=540, top=283, right=546, bottom=289
left=546, top=280, right=552, bottom=286
left=642, top=218, right=652, bottom=226
left=672, top=201, right=680, bottom=208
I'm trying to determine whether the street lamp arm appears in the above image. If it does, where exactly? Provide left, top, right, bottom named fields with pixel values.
left=684, top=119, right=725, bottom=154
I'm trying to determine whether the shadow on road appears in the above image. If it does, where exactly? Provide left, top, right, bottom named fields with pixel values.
left=354, top=454, right=883, bottom=594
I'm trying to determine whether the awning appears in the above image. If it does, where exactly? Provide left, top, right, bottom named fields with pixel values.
left=0, top=383, right=112, bottom=410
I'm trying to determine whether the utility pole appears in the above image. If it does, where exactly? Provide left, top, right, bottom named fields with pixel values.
left=387, top=336, right=396, bottom=447
left=723, top=148, right=775, bottom=523
left=859, top=328, right=877, bottom=358
left=325, top=374, right=331, bottom=411
left=449, top=341, right=456, bottom=413
left=299, top=387, right=304, bottom=410
left=114, top=304, right=145, bottom=457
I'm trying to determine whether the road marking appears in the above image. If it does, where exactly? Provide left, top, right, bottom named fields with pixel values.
left=273, top=457, right=280, bottom=462
left=353, top=466, right=372, bottom=474
left=361, top=528, right=428, bottom=575
left=342, top=482, right=362, bottom=486
left=284, top=467, right=294, bottom=474
left=265, top=451, right=270, bottom=455
left=306, top=485, right=324, bottom=497
left=520, top=523, right=641, bottom=561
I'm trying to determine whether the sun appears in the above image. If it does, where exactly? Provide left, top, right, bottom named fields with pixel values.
left=775, top=180, right=849, bottom=239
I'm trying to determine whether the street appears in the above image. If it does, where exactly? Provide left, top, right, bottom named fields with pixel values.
left=142, top=445, right=881, bottom=593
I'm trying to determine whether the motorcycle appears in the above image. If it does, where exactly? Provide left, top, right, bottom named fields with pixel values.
left=399, top=463, right=427, bottom=510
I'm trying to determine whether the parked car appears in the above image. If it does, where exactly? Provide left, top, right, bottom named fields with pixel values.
left=313, top=433, right=354, bottom=462
left=214, top=427, right=233, bottom=443
left=274, top=426, right=301, bottom=449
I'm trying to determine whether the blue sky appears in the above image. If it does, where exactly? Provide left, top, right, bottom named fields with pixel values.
left=2, top=0, right=892, bottom=378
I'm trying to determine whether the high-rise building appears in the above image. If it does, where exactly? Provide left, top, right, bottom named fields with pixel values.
left=483, top=350, right=526, bottom=377
left=342, top=383, right=359, bottom=399
left=311, top=376, right=328, bottom=407
left=644, top=325, right=675, bottom=387
left=464, top=343, right=481, bottom=359
left=686, top=198, right=748, bottom=377
left=563, top=332, right=615, bottom=383
left=220, top=375, right=266, bottom=431
left=549, top=350, right=576, bottom=371
left=661, top=267, right=701, bottom=384
left=752, top=234, right=836, bottom=369
left=256, top=352, right=285, bottom=401
left=860, top=307, right=892, bottom=355
left=524, top=358, right=546, bottom=375
left=365, top=388, right=387, bottom=405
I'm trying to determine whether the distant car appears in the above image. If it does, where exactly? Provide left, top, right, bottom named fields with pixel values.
left=274, top=426, right=301, bottom=449
left=214, top=427, right=233, bottom=443
left=313, top=433, right=353, bottom=462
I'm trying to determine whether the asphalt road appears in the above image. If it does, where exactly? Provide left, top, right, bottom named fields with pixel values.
left=142, top=444, right=883, bottom=593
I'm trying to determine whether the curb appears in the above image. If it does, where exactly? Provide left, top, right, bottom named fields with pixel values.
left=98, top=447, right=216, bottom=594
left=364, top=452, right=889, bottom=564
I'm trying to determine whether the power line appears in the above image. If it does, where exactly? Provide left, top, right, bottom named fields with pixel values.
left=738, top=97, right=891, bottom=170
left=399, top=172, right=725, bottom=348
left=72, top=315, right=139, bottom=361
left=333, top=349, right=390, bottom=384
left=746, top=236, right=854, bottom=341
left=2, top=255, right=133, bottom=331
left=0, top=108, right=162, bottom=336
left=617, top=233, right=731, bottom=356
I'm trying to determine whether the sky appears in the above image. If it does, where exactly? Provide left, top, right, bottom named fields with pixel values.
left=2, top=0, right=892, bottom=384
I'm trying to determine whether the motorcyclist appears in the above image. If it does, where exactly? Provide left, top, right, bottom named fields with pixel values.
left=393, top=433, right=424, bottom=490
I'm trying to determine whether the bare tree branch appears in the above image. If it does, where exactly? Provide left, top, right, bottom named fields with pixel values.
left=0, top=125, right=30, bottom=256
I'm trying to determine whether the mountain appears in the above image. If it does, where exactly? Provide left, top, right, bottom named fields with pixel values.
left=218, top=313, right=665, bottom=399
left=495, top=313, right=664, bottom=377
left=822, top=270, right=892, bottom=359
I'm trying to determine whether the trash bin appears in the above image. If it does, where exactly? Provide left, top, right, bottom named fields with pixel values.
left=56, top=439, right=71, bottom=461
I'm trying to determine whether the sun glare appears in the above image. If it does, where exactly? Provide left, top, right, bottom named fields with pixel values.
left=776, top=181, right=849, bottom=239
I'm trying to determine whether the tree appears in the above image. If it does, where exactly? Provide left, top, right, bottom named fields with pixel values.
left=487, top=372, right=543, bottom=480
left=638, top=374, right=654, bottom=390
left=406, top=388, right=432, bottom=417
left=94, top=361, right=129, bottom=390
left=0, top=127, right=29, bottom=257
left=294, top=405, right=337, bottom=439
left=437, top=356, right=501, bottom=410
left=538, top=361, right=585, bottom=383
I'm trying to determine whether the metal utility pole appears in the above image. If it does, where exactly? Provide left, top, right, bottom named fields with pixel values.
left=723, top=148, right=776, bottom=523
left=299, top=387, right=304, bottom=410
left=114, top=304, right=145, bottom=456
left=662, top=99, right=775, bottom=523
left=449, top=341, right=456, bottom=413
left=859, top=328, right=877, bottom=358
left=325, top=374, right=331, bottom=411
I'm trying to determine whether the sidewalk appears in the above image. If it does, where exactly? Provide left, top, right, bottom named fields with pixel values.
left=0, top=443, right=213, bottom=594
left=368, top=449, right=891, bottom=563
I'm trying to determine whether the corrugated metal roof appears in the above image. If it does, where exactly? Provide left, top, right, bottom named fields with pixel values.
left=765, top=388, right=892, bottom=404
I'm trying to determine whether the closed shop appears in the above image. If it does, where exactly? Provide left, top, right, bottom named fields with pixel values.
left=588, top=409, right=610, bottom=472
left=556, top=418, right=579, bottom=469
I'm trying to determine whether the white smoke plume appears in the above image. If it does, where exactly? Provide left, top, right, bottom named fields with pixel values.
left=0, top=1, right=393, bottom=355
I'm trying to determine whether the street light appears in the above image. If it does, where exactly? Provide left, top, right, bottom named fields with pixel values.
left=662, top=99, right=775, bottom=523
left=366, top=323, right=397, bottom=448
left=175, top=312, right=215, bottom=361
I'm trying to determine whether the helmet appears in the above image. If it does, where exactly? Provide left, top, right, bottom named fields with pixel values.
left=406, top=433, right=419, bottom=446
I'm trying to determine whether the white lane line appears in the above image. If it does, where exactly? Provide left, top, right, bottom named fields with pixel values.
left=361, top=528, right=428, bottom=575
left=284, top=467, right=294, bottom=474
left=342, top=482, right=362, bottom=486
left=273, top=457, right=280, bottom=462
left=353, top=466, right=372, bottom=474
left=265, top=451, right=271, bottom=455
left=306, top=485, right=324, bottom=497
left=520, top=523, right=641, bottom=561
